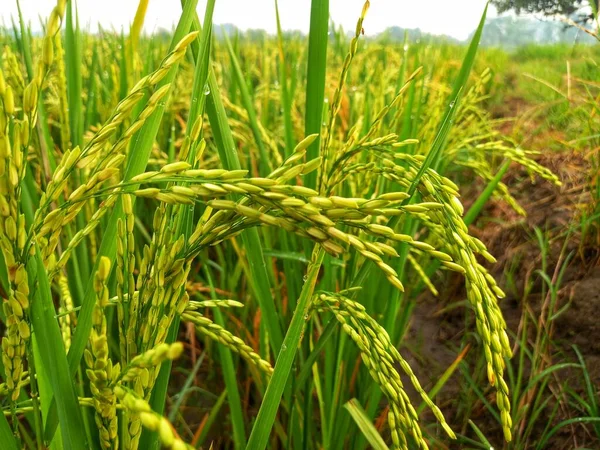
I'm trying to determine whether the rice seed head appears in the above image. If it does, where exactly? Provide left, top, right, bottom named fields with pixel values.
left=3, top=87, right=14, bottom=115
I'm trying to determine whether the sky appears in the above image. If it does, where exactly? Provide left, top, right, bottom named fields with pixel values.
left=2, top=0, right=498, bottom=41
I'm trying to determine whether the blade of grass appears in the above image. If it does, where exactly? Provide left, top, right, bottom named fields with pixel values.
left=224, top=31, right=271, bottom=176
left=416, top=345, right=471, bottom=415
left=273, top=0, right=303, bottom=319
left=523, top=363, right=581, bottom=394
left=0, top=411, right=18, bottom=450
left=274, top=0, right=294, bottom=155
left=32, top=335, right=63, bottom=450
left=65, top=0, right=83, bottom=147
left=344, top=399, right=389, bottom=450
left=118, top=33, right=128, bottom=99
left=84, top=45, right=99, bottom=130
left=64, top=0, right=92, bottom=289
left=460, top=362, right=501, bottom=424
left=246, top=249, right=325, bottom=450
left=468, top=420, right=494, bottom=448
left=265, top=2, right=334, bottom=446
left=304, top=0, right=329, bottom=189
left=296, top=319, right=337, bottom=388
left=206, top=265, right=246, bottom=449
left=572, top=345, right=600, bottom=436
left=178, top=26, right=285, bottom=446
left=15, top=0, right=34, bottom=80
left=167, top=351, right=206, bottom=423
left=19, top=154, right=84, bottom=448
left=537, top=417, right=600, bottom=450
left=194, top=390, right=228, bottom=448
left=28, top=248, right=87, bottom=449
left=419, top=2, right=489, bottom=177
left=464, top=159, right=510, bottom=226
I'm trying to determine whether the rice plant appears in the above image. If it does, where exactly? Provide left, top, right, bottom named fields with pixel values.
left=0, top=0, right=568, bottom=449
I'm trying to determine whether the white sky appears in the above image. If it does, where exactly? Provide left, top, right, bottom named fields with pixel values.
left=3, top=0, right=497, bottom=41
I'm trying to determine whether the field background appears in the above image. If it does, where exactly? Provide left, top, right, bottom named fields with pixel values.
left=0, top=1, right=599, bottom=449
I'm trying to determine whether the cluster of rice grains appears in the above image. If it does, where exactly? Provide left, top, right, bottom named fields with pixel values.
left=312, top=291, right=455, bottom=449
left=0, top=0, right=200, bottom=446
left=0, top=0, right=68, bottom=406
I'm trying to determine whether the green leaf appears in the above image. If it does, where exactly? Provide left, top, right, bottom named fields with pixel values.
left=196, top=390, right=228, bottom=447
left=224, top=31, right=271, bottom=176
left=274, top=0, right=295, bottom=156
left=304, top=0, right=329, bottom=189
left=464, top=159, right=510, bottom=226
left=65, top=0, right=84, bottom=147
left=206, top=266, right=246, bottom=449
left=344, top=399, right=389, bottom=450
left=296, top=319, right=337, bottom=388
left=28, top=248, right=87, bottom=450
left=65, top=0, right=92, bottom=287
left=0, top=412, right=18, bottom=450
left=468, top=420, right=494, bottom=448
left=246, top=249, right=325, bottom=450
left=429, top=2, right=489, bottom=173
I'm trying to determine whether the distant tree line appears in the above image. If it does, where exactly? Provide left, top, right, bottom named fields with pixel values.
left=491, top=0, right=598, bottom=22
